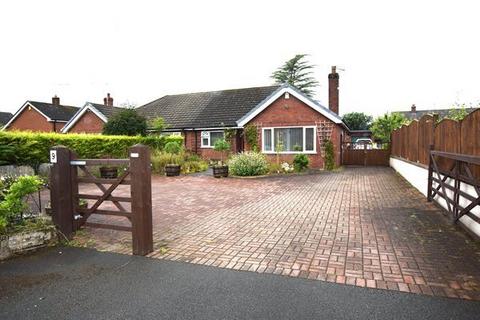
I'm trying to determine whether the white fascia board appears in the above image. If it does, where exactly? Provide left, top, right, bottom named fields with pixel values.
left=61, top=103, right=108, bottom=133
left=2, top=101, right=52, bottom=130
left=236, top=86, right=343, bottom=127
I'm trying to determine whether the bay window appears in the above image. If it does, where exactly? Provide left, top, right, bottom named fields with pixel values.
left=262, top=126, right=316, bottom=153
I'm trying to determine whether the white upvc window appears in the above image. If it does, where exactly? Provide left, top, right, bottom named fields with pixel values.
left=201, top=130, right=225, bottom=148
left=262, top=126, right=316, bottom=154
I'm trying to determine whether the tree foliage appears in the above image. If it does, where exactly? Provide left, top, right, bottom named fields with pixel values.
left=342, top=112, right=373, bottom=130
left=271, top=54, right=319, bottom=97
left=103, top=109, right=147, bottom=136
left=446, top=105, right=469, bottom=121
left=148, top=117, right=168, bottom=135
left=370, top=113, right=408, bottom=143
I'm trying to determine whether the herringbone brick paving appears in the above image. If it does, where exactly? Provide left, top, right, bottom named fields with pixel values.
left=74, top=167, right=480, bottom=300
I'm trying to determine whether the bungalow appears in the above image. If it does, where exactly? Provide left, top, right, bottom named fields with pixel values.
left=137, top=66, right=351, bottom=168
left=3, top=96, right=78, bottom=132
left=61, top=94, right=124, bottom=133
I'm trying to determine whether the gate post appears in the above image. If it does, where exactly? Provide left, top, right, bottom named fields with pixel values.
left=129, top=144, right=153, bottom=255
left=49, top=146, right=74, bottom=239
left=427, top=145, right=434, bottom=202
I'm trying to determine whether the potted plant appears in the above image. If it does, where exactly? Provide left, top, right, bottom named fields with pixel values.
left=213, top=139, right=230, bottom=178
left=164, top=141, right=182, bottom=176
left=99, top=154, right=118, bottom=179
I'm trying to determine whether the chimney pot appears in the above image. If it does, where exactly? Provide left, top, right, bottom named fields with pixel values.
left=411, top=104, right=417, bottom=112
left=52, top=95, right=60, bottom=106
left=104, top=93, right=114, bottom=106
left=328, top=66, right=339, bottom=115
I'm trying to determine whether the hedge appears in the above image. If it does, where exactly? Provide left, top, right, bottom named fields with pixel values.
left=0, top=131, right=183, bottom=168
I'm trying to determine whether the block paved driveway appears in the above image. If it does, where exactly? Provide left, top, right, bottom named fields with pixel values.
left=75, top=167, right=480, bottom=300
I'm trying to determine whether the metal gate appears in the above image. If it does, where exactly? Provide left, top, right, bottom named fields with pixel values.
left=49, top=144, right=153, bottom=256
left=342, top=142, right=390, bottom=166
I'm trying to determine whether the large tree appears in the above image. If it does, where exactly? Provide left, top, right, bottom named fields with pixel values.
left=342, top=112, right=373, bottom=130
left=102, top=108, right=147, bottom=136
left=370, top=112, right=408, bottom=143
left=271, top=54, right=319, bottom=97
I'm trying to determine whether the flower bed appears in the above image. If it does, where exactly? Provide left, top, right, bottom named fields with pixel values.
left=0, top=174, right=56, bottom=260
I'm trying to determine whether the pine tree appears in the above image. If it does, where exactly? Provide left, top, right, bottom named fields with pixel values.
left=271, top=54, right=319, bottom=97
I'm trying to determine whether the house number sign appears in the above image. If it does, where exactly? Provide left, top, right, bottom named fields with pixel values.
left=50, top=150, right=57, bottom=163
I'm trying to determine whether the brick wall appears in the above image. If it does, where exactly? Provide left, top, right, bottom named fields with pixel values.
left=68, top=110, right=105, bottom=133
left=183, top=130, right=238, bottom=160
left=6, top=107, right=61, bottom=132
left=245, top=94, right=344, bottom=168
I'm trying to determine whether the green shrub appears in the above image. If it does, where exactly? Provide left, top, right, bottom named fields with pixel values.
left=293, top=154, right=309, bottom=172
left=0, top=131, right=164, bottom=169
left=0, top=175, right=43, bottom=234
left=228, top=152, right=269, bottom=176
left=164, top=141, right=182, bottom=155
left=213, top=139, right=230, bottom=165
left=102, top=109, right=147, bottom=136
left=182, top=160, right=208, bottom=174
left=164, top=135, right=183, bottom=146
left=150, top=150, right=208, bottom=175
left=324, top=140, right=335, bottom=170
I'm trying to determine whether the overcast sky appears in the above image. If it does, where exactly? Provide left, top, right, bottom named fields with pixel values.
left=1, top=0, right=479, bottom=117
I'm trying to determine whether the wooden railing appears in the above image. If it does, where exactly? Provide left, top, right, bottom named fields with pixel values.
left=428, top=150, right=480, bottom=224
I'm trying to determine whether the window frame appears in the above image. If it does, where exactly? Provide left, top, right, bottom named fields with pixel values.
left=200, top=130, right=225, bottom=148
left=262, top=126, right=317, bottom=154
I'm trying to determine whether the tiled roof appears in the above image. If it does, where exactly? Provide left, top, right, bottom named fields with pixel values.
left=397, top=107, right=477, bottom=120
left=0, top=111, right=13, bottom=125
left=86, top=103, right=124, bottom=119
left=28, top=101, right=79, bottom=121
left=137, top=85, right=281, bottom=129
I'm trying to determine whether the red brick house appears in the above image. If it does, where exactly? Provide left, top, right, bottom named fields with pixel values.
left=62, top=95, right=123, bottom=134
left=138, top=67, right=351, bottom=168
left=3, top=96, right=78, bottom=132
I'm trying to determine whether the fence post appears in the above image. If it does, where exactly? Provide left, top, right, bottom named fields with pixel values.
left=427, top=144, right=434, bottom=202
left=49, top=146, right=74, bottom=239
left=129, top=144, right=153, bottom=256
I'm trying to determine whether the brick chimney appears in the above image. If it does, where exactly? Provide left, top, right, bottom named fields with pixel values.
left=104, top=93, right=113, bottom=106
left=328, top=66, right=339, bottom=114
left=52, top=95, right=60, bottom=106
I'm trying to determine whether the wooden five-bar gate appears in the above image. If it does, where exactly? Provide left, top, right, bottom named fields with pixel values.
left=428, top=149, right=480, bottom=224
left=49, top=144, right=153, bottom=256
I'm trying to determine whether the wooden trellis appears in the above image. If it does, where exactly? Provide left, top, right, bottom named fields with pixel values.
left=316, top=121, right=334, bottom=156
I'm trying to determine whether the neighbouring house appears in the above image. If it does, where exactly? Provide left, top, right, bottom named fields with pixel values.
left=398, top=104, right=477, bottom=120
left=3, top=96, right=79, bottom=132
left=0, top=111, right=13, bottom=128
left=137, top=66, right=351, bottom=169
left=61, top=94, right=124, bottom=133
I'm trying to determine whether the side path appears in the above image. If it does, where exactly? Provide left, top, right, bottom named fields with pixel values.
left=1, top=247, right=480, bottom=320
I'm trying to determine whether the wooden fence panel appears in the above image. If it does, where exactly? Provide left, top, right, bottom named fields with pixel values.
left=418, top=114, right=435, bottom=166
left=400, top=125, right=408, bottom=159
left=407, top=120, right=419, bottom=162
left=393, top=129, right=401, bottom=157
left=460, top=109, right=480, bottom=179
left=434, top=119, right=461, bottom=172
